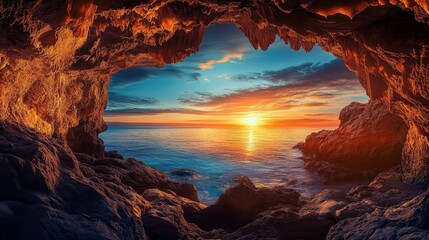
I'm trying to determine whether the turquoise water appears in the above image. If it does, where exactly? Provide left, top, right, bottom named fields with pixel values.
left=101, top=125, right=329, bottom=203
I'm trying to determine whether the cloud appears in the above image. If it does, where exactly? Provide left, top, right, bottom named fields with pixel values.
left=110, top=65, right=202, bottom=88
left=108, top=24, right=251, bottom=89
left=104, top=108, right=206, bottom=116
left=178, top=59, right=361, bottom=113
left=107, top=92, right=158, bottom=109
left=199, top=51, right=244, bottom=70
left=109, top=68, right=151, bottom=88
left=232, top=59, right=356, bottom=86
left=192, top=72, right=202, bottom=81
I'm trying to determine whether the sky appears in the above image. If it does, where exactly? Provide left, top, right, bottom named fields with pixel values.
left=104, top=24, right=368, bottom=127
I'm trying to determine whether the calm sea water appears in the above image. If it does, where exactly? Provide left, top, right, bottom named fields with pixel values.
left=101, top=125, right=330, bottom=203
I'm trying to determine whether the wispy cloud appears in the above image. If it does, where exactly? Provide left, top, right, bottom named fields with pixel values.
left=107, top=92, right=158, bottom=109
left=110, top=65, right=202, bottom=88
left=109, top=24, right=251, bottom=90
left=232, top=59, right=356, bottom=85
left=107, top=58, right=363, bottom=121
left=179, top=59, right=361, bottom=113
left=199, top=51, right=244, bottom=70
left=105, top=108, right=205, bottom=116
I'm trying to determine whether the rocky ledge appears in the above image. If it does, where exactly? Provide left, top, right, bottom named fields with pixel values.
left=1, top=121, right=428, bottom=240
left=1, top=0, right=428, bottom=184
left=0, top=0, right=428, bottom=239
left=295, top=100, right=408, bottom=182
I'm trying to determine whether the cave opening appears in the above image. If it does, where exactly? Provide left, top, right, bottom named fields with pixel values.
left=100, top=24, right=369, bottom=203
left=1, top=1, right=429, bottom=239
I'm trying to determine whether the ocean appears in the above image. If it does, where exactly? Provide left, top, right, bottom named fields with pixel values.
left=101, top=125, right=330, bottom=203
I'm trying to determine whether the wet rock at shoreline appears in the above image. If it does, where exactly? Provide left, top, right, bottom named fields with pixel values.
left=0, top=122, right=427, bottom=240
left=169, top=168, right=202, bottom=180
left=298, top=100, right=408, bottom=181
left=188, top=176, right=304, bottom=232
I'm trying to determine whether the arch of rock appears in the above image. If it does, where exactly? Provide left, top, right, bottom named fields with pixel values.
left=0, top=0, right=428, bottom=183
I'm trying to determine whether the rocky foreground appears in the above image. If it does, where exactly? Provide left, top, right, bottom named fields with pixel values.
left=1, top=121, right=428, bottom=240
left=0, top=0, right=428, bottom=239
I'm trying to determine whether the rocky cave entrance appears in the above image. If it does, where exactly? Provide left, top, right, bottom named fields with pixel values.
left=1, top=1, right=429, bottom=239
left=99, top=23, right=380, bottom=203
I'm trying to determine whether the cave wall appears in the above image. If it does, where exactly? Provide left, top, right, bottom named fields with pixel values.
left=0, top=0, right=428, bottom=182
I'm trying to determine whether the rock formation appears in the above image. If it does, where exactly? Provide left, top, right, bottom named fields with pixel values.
left=1, top=0, right=429, bottom=239
left=0, top=121, right=427, bottom=239
left=0, top=122, right=201, bottom=239
left=0, top=0, right=428, bottom=182
left=297, top=100, right=409, bottom=180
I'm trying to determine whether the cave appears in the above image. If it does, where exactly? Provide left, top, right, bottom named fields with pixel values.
left=100, top=23, right=375, bottom=204
left=0, top=1, right=428, bottom=239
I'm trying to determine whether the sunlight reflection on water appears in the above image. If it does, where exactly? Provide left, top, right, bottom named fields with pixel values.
left=101, top=126, right=331, bottom=203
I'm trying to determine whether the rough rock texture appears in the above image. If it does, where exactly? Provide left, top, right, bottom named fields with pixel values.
left=1, top=0, right=429, bottom=239
left=0, top=122, right=202, bottom=240
left=299, top=100, right=408, bottom=177
left=188, top=176, right=304, bottom=232
left=0, top=0, right=428, bottom=182
left=328, top=171, right=429, bottom=240
left=1, top=121, right=427, bottom=239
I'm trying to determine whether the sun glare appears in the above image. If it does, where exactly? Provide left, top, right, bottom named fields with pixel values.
left=245, top=116, right=259, bottom=126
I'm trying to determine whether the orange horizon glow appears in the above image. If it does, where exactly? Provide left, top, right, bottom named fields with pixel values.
left=104, top=113, right=340, bottom=128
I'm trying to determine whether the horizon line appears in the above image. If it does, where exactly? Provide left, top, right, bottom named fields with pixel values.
left=104, top=121, right=339, bottom=128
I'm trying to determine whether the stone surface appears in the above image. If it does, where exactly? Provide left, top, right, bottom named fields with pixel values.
left=0, top=0, right=428, bottom=183
left=328, top=189, right=429, bottom=240
left=188, top=176, right=304, bottom=232
left=0, top=122, right=427, bottom=239
left=0, top=122, right=201, bottom=240
left=1, top=0, right=429, bottom=239
left=298, top=100, right=408, bottom=182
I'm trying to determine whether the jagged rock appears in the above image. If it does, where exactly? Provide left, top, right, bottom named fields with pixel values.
left=104, top=150, right=125, bottom=159
left=1, top=121, right=429, bottom=240
left=0, top=122, right=148, bottom=240
left=302, top=158, right=371, bottom=182
left=0, top=0, right=428, bottom=183
left=189, top=176, right=304, bottom=232
left=348, top=169, right=421, bottom=207
left=327, top=189, right=429, bottom=240
left=79, top=155, right=200, bottom=202
left=0, top=0, right=429, bottom=239
left=299, top=189, right=352, bottom=220
left=218, top=207, right=335, bottom=240
left=0, top=122, right=202, bottom=239
left=141, top=189, right=206, bottom=240
left=300, top=100, right=408, bottom=177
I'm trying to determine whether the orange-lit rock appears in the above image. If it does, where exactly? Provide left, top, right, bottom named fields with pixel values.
left=1, top=0, right=428, bottom=182
left=300, top=100, right=408, bottom=171
left=0, top=1, right=429, bottom=239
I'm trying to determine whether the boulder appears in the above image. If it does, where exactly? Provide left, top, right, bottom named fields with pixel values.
left=300, top=100, right=408, bottom=175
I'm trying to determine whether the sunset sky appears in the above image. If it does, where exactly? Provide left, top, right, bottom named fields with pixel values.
left=105, top=24, right=368, bottom=127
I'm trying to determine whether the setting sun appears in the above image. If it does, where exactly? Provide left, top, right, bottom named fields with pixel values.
left=245, top=116, right=259, bottom=126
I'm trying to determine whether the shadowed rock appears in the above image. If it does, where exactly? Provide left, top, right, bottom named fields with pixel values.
left=0, top=0, right=428, bottom=183
left=0, top=122, right=428, bottom=240
left=0, top=0, right=429, bottom=238
left=188, top=176, right=304, bottom=232
left=169, top=168, right=202, bottom=180
left=328, top=189, right=429, bottom=239
left=0, top=122, right=199, bottom=239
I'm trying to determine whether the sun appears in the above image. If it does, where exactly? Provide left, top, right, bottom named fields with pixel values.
left=244, top=116, right=259, bottom=126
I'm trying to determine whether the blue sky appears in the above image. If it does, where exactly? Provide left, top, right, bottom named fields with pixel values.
left=105, top=24, right=368, bottom=126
